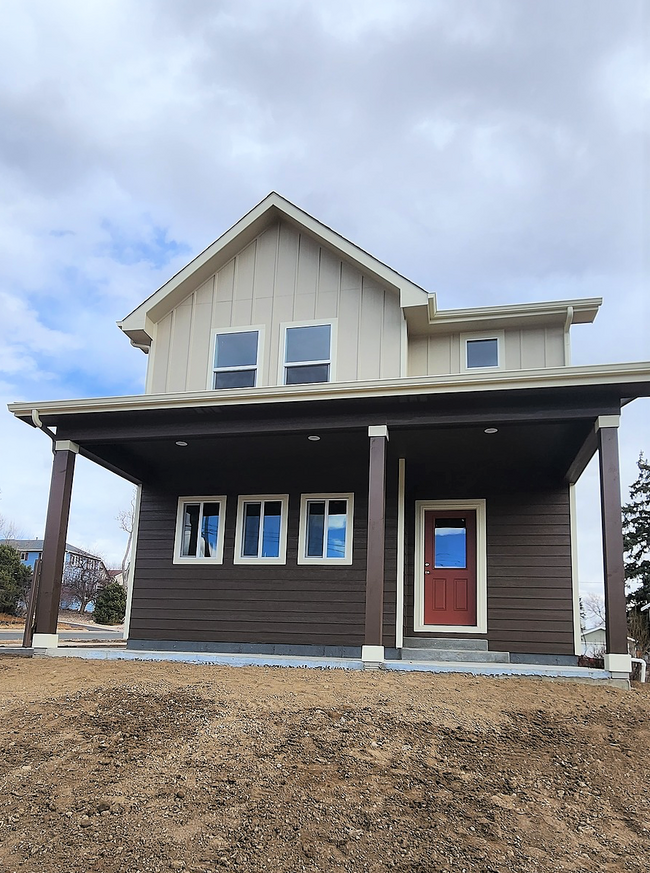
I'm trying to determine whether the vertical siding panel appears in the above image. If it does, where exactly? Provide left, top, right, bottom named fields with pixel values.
left=213, top=301, right=234, bottom=330
left=504, top=329, right=522, bottom=370
left=251, top=296, right=273, bottom=385
left=521, top=328, right=546, bottom=369
left=545, top=327, right=565, bottom=367
left=357, top=277, right=383, bottom=381
left=275, top=222, right=299, bottom=297
left=270, top=295, right=295, bottom=384
left=295, top=234, right=319, bottom=297
left=449, top=334, right=461, bottom=373
left=231, top=297, right=254, bottom=326
left=407, top=336, right=428, bottom=376
left=215, top=259, right=235, bottom=304
left=232, top=241, right=256, bottom=301
left=293, top=294, right=317, bottom=321
left=338, top=263, right=362, bottom=381
left=427, top=335, right=452, bottom=375
left=380, top=292, right=402, bottom=379
left=166, top=301, right=192, bottom=392
left=315, top=247, right=340, bottom=321
left=253, top=225, right=278, bottom=300
left=187, top=277, right=215, bottom=391
left=150, top=313, right=173, bottom=393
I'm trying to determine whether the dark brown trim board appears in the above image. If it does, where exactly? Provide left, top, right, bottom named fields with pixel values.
left=598, top=426, right=628, bottom=654
left=365, top=433, right=388, bottom=646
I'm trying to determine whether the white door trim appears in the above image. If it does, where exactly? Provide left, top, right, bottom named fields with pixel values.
left=413, top=499, right=487, bottom=634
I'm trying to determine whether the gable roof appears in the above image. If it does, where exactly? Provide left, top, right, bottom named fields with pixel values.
left=117, top=192, right=429, bottom=350
left=0, top=539, right=102, bottom=560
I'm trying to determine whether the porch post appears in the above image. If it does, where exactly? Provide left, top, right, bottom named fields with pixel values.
left=596, top=417, right=631, bottom=676
left=32, top=440, right=78, bottom=648
left=363, top=425, right=388, bottom=667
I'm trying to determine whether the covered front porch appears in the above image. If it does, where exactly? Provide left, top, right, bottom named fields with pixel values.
left=9, top=375, right=645, bottom=681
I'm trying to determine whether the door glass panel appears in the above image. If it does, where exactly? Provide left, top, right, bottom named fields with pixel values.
left=434, top=518, right=467, bottom=568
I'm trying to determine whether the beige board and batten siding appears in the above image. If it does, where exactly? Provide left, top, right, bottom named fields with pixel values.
left=407, top=326, right=566, bottom=377
left=146, top=220, right=404, bottom=394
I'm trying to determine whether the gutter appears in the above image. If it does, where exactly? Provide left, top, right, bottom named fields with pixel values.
left=31, top=409, right=57, bottom=450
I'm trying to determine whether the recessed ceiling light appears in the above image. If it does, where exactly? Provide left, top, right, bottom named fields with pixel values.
left=484, top=428, right=498, bottom=435
left=307, top=435, right=320, bottom=441
left=176, top=440, right=188, bottom=446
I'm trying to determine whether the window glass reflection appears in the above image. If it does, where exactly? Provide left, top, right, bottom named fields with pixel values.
left=181, top=504, right=200, bottom=557
left=286, top=325, right=330, bottom=363
left=466, top=338, right=498, bottom=368
left=201, top=503, right=220, bottom=558
left=434, top=518, right=467, bottom=568
left=243, top=503, right=261, bottom=556
left=215, top=331, right=258, bottom=368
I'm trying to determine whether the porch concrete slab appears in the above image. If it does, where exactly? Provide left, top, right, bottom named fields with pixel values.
left=37, top=646, right=365, bottom=671
left=386, top=659, right=612, bottom=681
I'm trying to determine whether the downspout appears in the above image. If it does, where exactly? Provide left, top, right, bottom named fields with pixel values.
left=563, top=306, right=574, bottom=365
left=31, top=409, right=57, bottom=451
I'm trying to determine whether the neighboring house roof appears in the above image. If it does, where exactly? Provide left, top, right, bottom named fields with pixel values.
left=581, top=625, right=635, bottom=643
left=1, top=539, right=102, bottom=560
left=118, top=192, right=430, bottom=350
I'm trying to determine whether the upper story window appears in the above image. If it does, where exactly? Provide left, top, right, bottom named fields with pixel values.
left=213, top=329, right=260, bottom=389
left=283, top=323, right=332, bottom=385
left=461, top=331, right=504, bottom=372
left=174, top=496, right=226, bottom=563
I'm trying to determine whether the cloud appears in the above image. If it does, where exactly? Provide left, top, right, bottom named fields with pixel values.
left=0, top=0, right=647, bottom=579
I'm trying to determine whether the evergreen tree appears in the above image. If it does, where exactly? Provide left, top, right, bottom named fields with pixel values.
left=0, top=545, right=32, bottom=616
left=93, top=582, right=127, bottom=625
left=623, top=453, right=650, bottom=609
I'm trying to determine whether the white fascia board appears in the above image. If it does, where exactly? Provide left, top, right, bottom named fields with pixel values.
left=118, top=193, right=428, bottom=340
left=8, top=361, right=650, bottom=421
left=419, top=297, right=602, bottom=333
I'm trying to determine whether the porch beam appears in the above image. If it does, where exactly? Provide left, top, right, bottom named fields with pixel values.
left=364, top=425, right=388, bottom=659
left=596, top=421, right=630, bottom=668
left=33, top=442, right=78, bottom=647
left=55, top=403, right=618, bottom=445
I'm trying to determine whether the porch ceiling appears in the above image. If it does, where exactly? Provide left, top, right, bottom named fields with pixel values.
left=36, top=383, right=615, bottom=489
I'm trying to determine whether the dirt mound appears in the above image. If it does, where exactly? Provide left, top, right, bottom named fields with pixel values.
left=0, top=660, right=649, bottom=872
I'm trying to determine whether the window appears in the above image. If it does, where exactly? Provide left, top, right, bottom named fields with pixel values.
left=212, top=329, right=260, bottom=389
left=461, top=331, right=504, bottom=372
left=173, top=496, right=226, bottom=563
left=283, top=323, right=332, bottom=385
left=234, top=495, right=289, bottom=564
left=298, top=494, right=354, bottom=564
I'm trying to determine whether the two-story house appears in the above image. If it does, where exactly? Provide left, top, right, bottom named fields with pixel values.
left=9, top=194, right=650, bottom=678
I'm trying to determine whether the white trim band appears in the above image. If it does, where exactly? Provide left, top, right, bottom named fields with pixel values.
left=32, top=633, right=59, bottom=649
left=595, top=415, right=620, bottom=431
left=368, top=425, right=389, bottom=439
left=604, top=653, right=632, bottom=674
left=54, top=440, right=79, bottom=453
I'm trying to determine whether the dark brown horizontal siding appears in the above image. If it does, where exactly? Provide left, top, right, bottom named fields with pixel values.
left=404, top=486, right=576, bottom=655
left=129, top=456, right=398, bottom=648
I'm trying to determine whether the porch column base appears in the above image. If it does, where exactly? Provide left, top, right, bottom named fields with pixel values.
left=362, top=644, right=385, bottom=670
left=604, top=653, right=631, bottom=674
left=32, top=633, right=59, bottom=650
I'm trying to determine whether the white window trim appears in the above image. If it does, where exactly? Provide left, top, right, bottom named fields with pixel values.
left=413, top=499, right=487, bottom=634
left=234, top=494, right=289, bottom=565
left=208, top=325, right=265, bottom=390
left=173, top=495, right=227, bottom=564
left=278, top=319, right=337, bottom=386
left=297, top=493, right=354, bottom=565
left=460, top=330, right=505, bottom=373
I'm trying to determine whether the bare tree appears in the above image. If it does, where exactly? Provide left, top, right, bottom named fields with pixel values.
left=61, top=554, right=110, bottom=614
left=116, top=491, right=137, bottom=587
left=582, top=593, right=606, bottom=626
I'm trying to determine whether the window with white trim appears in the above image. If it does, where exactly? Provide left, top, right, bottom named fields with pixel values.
left=212, top=330, right=259, bottom=389
left=461, top=331, right=504, bottom=372
left=283, top=324, right=331, bottom=385
left=234, top=495, right=289, bottom=564
left=298, top=494, right=354, bottom=564
left=173, top=497, right=226, bottom=563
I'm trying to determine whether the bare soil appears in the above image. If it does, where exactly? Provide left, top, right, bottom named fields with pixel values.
left=0, top=659, right=649, bottom=873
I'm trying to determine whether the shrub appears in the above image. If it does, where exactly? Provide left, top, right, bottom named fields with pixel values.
left=0, top=545, right=32, bottom=616
left=93, top=582, right=127, bottom=625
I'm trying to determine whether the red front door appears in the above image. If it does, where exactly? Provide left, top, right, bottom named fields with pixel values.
left=423, top=510, right=477, bottom=626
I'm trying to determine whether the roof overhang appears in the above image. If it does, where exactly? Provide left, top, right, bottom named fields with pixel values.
left=117, top=193, right=429, bottom=350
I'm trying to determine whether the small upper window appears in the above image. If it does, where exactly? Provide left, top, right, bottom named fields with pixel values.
left=461, top=332, right=504, bottom=371
left=298, top=494, right=354, bottom=564
left=174, top=496, right=226, bottom=563
left=284, top=324, right=331, bottom=385
left=213, top=330, right=259, bottom=389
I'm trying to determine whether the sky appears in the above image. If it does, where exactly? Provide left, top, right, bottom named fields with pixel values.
left=0, top=0, right=648, bottom=610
